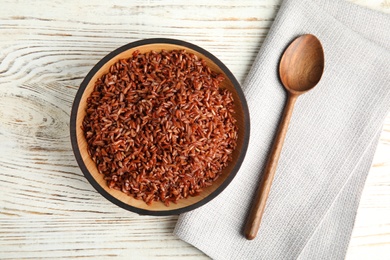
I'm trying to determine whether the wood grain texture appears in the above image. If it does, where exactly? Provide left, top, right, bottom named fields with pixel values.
left=0, top=0, right=389, bottom=259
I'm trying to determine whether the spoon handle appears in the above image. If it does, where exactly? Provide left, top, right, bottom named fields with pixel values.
left=245, top=94, right=298, bottom=240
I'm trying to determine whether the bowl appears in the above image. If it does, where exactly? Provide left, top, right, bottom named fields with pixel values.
left=70, top=38, right=250, bottom=215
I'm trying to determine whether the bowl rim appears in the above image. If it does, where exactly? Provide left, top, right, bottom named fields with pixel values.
left=70, top=38, right=250, bottom=216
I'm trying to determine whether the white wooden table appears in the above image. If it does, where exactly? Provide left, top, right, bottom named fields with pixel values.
left=1, top=1, right=389, bottom=259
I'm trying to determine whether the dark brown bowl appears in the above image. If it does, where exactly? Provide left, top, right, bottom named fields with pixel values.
left=70, top=38, right=250, bottom=216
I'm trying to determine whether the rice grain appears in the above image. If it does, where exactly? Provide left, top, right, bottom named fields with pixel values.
left=82, top=49, right=238, bottom=206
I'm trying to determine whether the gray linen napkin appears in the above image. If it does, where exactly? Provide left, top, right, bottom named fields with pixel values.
left=174, top=0, right=390, bottom=259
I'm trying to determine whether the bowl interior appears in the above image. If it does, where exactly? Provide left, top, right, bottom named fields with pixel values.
left=72, top=39, right=249, bottom=215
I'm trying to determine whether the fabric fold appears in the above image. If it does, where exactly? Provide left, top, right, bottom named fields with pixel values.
left=174, top=0, right=390, bottom=259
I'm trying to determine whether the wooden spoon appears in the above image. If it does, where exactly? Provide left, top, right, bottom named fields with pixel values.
left=244, top=34, right=325, bottom=240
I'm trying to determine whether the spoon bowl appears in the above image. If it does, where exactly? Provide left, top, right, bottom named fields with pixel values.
left=245, top=34, right=324, bottom=240
left=279, top=34, right=325, bottom=93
